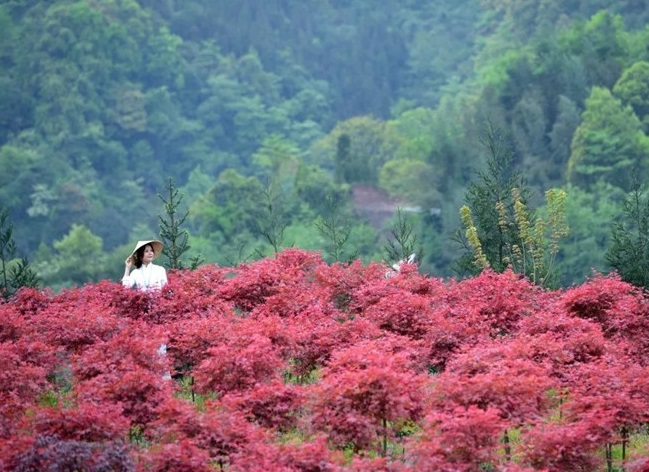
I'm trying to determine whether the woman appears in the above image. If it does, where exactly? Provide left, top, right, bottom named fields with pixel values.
left=122, top=240, right=168, bottom=291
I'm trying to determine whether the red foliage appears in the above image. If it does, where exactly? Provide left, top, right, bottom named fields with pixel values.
left=346, top=456, right=407, bottom=471
left=218, top=249, right=327, bottom=312
left=516, top=311, right=607, bottom=379
left=434, top=340, right=556, bottom=426
left=0, top=403, right=132, bottom=469
left=322, top=335, right=428, bottom=375
left=6, top=286, right=52, bottom=317
left=246, top=314, right=302, bottom=361
left=408, top=270, right=549, bottom=373
left=563, top=354, right=649, bottom=436
left=229, top=436, right=346, bottom=472
left=445, top=269, right=542, bottom=339
left=245, top=260, right=339, bottom=320
left=315, top=259, right=387, bottom=311
left=166, top=312, right=235, bottom=370
left=152, top=397, right=268, bottom=465
left=0, top=303, right=28, bottom=342
left=250, top=285, right=339, bottom=321
left=285, top=316, right=383, bottom=378
left=223, top=380, right=307, bottom=432
left=0, top=339, right=59, bottom=437
left=0, top=396, right=25, bottom=440
left=381, top=263, right=446, bottom=298
left=71, top=325, right=172, bottom=427
left=4, top=435, right=134, bottom=472
left=560, top=272, right=639, bottom=328
left=499, top=465, right=544, bottom=472
left=72, top=323, right=169, bottom=381
left=362, top=292, right=435, bottom=340
left=49, top=280, right=154, bottom=325
left=274, top=438, right=345, bottom=472
left=2, top=249, right=649, bottom=469
left=521, top=421, right=605, bottom=471
left=629, top=456, right=649, bottom=472
left=193, top=331, right=285, bottom=395
left=30, top=304, right=127, bottom=353
left=420, top=310, right=465, bottom=372
left=79, top=368, right=172, bottom=428
left=107, top=283, right=158, bottom=321
left=350, top=263, right=446, bottom=313
left=150, top=264, right=233, bottom=323
left=554, top=273, right=649, bottom=364
left=136, top=440, right=212, bottom=472
left=0, top=339, right=57, bottom=401
left=18, top=403, right=130, bottom=442
left=310, top=342, right=427, bottom=452
left=408, top=406, right=506, bottom=472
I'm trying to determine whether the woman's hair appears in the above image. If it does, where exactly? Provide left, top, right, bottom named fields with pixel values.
left=133, top=243, right=153, bottom=269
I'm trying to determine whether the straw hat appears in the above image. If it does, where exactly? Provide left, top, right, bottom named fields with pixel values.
left=130, top=240, right=164, bottom=258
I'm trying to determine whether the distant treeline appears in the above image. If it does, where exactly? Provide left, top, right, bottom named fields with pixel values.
left=2, top=0, right=649, bottom=288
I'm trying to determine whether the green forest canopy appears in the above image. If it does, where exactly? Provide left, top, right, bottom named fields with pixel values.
left=2, top=0, right=649, bottom=289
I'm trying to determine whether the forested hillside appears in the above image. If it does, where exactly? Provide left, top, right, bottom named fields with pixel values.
left=2, top=0, right=649, bottom=289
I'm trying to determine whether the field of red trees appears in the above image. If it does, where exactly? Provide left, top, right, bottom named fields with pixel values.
left=2, top=249, right=649, bottom=471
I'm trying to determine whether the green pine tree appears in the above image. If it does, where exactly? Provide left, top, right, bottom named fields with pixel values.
left=0, top=202, right=39, bottom=299
left=158, top=178, right=203, bottom=270
left=454, top=124, right=569, bottom=288
left=605, top=183, right=649, bottom=289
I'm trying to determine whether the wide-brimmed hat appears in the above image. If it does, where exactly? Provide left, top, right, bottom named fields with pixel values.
left=130, top=240, right=164, bottom=258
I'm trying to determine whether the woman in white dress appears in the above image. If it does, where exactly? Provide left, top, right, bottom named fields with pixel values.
left=122, top=240, right=171, bottom=379
left=122, top=240, right=168, bottom=291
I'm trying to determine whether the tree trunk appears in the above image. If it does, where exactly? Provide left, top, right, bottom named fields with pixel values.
left=382, top=417, right=388, bottom=457
left=606, top=442, right=613, bottom=472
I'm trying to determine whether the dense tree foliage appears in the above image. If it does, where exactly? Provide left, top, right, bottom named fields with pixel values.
left=606, top=184, right=649, bottom=289
left=0, top=202, right=39, bottom=299
left=3, top=0, right=649, bottom=288
left=1, top=249, right=649, bottom=470
left=568, top=87, right=649, bottom=190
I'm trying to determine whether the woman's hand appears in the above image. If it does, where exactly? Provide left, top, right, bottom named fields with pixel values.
left=125, top=256, right=133, bottom=269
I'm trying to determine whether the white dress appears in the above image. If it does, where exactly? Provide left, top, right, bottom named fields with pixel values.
left=122, top=263, right=168, bottom=291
